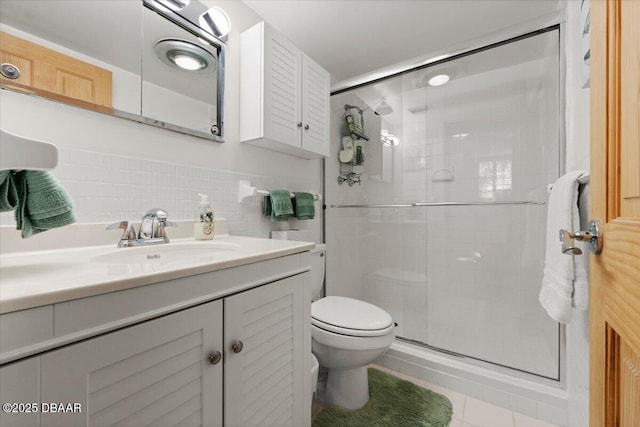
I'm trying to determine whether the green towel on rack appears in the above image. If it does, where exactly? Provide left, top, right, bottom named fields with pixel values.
left=262, top=195, right=272, bottom=216
left=267, top=189, right=293, bottom=222
left=293, top=192, right=315, bottom=220
left=0, top=170, right=19, bottom=212
left=14, top=171, right=76, bottom=238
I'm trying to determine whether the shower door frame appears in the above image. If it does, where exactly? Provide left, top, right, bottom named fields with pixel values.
left=326, top=20, right=568, bottom=385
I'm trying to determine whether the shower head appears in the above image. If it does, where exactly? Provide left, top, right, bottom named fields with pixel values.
left=374, top=98, right=393, bottom=116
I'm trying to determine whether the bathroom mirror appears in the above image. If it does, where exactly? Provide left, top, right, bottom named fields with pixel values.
left=0, top=0, right=225, bottom=142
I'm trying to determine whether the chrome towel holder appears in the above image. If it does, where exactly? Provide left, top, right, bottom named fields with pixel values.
left=238, top=180, right=321, bottom=203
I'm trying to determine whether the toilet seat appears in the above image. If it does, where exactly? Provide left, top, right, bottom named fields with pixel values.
left=311, top=296, right=394, bottom=337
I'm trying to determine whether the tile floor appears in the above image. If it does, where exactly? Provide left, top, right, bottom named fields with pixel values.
left=312, top=364, right=561, bottom=427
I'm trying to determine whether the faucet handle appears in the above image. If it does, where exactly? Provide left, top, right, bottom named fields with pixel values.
left=156, top=219, right=177, bottom=240
left=107, top=221, right=137, bottom=245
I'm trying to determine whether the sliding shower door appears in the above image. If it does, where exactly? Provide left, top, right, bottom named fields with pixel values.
left=420, top=30, right=559, bottom=379
left=326, top=28, right=561, bottom=380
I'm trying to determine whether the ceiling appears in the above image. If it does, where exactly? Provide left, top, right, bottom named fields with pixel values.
left=242, top=0, right=565, bottom=84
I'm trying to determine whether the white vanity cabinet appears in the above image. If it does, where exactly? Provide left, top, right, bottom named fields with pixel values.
left=240, top=21, right=330, bottom=159
left=0, top=358, right=39, bottom=427
left=0, top=273, right=308, bottom=427
left=39, top=299, right=224, bottom=427
left=225, top=275, right=305, bottom=427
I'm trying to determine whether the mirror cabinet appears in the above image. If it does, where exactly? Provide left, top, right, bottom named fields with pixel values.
left=0, top=0, right=227, bottom=141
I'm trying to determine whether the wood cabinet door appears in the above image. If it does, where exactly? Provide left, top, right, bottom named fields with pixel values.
left=224, top=276, right=307, bottom=427
left=301, top=54, right=330, bottom=157
left=590, top=0, right=640, bottom=425
left=40, top=300, right=223, bottom=427
left=0, top=31, right=112, bottom=111
left=263, top=28, right=303, bottom=149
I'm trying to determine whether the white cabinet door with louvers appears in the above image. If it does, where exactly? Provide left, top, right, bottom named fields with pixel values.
left=262, top=27, right=302, bottom=150
left=39, top=300, right=223, bottom=427
left=240, top=21, right=329, bottom=159
left=301, top=55, right=330, bottom=155
left=224, top=275, right=306, bottom=427
left=0, top=358, right=39, bottom=427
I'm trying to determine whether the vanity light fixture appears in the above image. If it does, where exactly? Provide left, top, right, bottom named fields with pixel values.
left=428, top=74, right=450, bottom=86
left=156, top=0, right=190, bottom=11
left=199, top=7, right=231, bottom=41
left=155, top=39, right=215, bottom=72
left=171, top=52, right=205, bottom=71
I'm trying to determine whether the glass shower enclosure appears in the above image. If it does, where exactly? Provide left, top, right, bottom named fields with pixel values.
left=326, top=28, right=561, bottom=379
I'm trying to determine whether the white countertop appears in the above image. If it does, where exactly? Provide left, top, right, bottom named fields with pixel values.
left=0, top=236, right=314, bottom=314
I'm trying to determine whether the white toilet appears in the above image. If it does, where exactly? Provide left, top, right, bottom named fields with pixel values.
left=309, top=244, right=395, bottom=410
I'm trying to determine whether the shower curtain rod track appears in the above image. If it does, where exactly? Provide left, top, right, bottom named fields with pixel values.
left=330, top=200, right=546, bottom=208
left=331, top=24, right=560, bottom=95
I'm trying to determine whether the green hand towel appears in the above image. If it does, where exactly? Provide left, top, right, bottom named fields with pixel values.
left=262, top=195, right=272, bottom=216
left=268, top=189, right=293, bottom=222
left=14, top=171, right=76, bottom=238
left=293, top=192, right=315, bottom=220
left=0, top=170, right=19, bottom=212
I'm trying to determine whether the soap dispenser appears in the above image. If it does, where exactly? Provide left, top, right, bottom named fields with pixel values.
left=194, top=193, right=214, bottom=240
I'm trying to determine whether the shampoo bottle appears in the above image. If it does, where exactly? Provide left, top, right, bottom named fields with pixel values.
left=194, top=193, right=214, bottom=240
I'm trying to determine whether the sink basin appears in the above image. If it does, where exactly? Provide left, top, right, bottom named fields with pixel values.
left=92, top=242, right=241, bottom=266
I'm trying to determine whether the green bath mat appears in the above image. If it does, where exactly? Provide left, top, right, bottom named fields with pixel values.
left=313, top=368, right=453, bottom=427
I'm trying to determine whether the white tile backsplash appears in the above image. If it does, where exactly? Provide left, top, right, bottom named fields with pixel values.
left=0, top=148, right=322, bottom=242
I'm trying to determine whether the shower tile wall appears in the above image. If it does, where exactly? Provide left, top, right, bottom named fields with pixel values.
left=326, top=30, right=560, bottom=379
left=0, top=148, right=322, bottom=241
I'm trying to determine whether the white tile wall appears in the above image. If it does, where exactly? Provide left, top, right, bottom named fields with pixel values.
left=0, top=147, right=322, bottom=242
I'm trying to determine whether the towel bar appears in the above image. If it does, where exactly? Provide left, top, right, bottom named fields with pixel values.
left=238, top=180, right=321, bottom=203
left=330, top=200, right=546, bottom=208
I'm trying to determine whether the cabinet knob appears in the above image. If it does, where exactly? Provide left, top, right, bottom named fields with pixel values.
left=297, top=122, right=303, bottom=128
left=209, top=351, right=222, bottom=365
left=304, top=124, right=310, bottom=131
left=232, top=340, right=244, bottom=353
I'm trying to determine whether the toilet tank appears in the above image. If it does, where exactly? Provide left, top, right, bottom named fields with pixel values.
left=309, top=244, right=326, bottom=300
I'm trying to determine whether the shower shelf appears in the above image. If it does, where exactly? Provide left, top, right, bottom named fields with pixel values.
left=431, top=168, right=455, bottom=182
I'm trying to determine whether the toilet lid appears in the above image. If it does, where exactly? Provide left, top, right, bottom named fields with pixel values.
left=311, top=296, right=394, bottom=337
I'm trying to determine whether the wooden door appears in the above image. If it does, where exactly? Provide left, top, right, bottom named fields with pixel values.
left=590, top=1, right=640, bottom=426
left=0, top=31, right=112, bottom=111
left=40, top=300, right=223, bottom=427
left=224, top=276, right=308, bottom=427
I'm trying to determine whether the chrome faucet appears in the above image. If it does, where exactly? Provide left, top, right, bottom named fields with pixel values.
left=107, top=208, right=177, bottom=247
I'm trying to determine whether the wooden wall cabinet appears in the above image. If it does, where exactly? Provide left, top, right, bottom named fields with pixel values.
left=0, top=31, right=113, bottom=112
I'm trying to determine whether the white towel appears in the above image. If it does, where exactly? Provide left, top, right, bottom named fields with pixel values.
left=573, top=180, right=590, bottom=310
left=539, top=170, right=589, bottom=323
